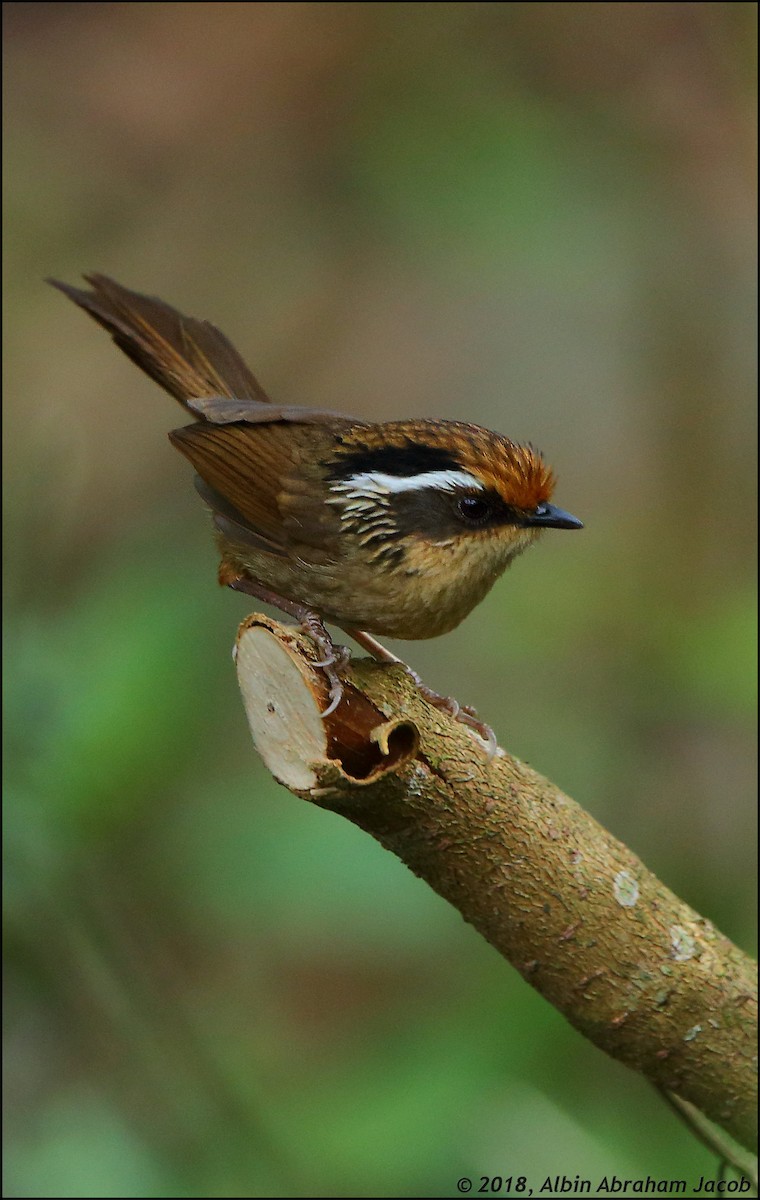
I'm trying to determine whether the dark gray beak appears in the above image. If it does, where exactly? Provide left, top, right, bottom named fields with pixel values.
left=525, top=503, right=584, bottom=530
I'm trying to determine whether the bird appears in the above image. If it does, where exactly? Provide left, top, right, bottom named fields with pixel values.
left=50, top=274, right=583, bottom=752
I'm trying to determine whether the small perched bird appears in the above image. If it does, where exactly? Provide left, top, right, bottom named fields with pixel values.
left=51, top=275, right=583, bottom=748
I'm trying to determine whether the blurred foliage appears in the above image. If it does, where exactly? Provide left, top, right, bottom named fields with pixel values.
left=3, top=3, right=756, bottom=1197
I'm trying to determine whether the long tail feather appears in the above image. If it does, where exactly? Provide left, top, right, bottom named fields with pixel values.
left=49, top=274, right=271, bottom=408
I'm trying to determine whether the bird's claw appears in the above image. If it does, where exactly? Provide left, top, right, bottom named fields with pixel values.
left=408, top=673, right=498, bottom=759
left=454, top=709, right=499, bottom=758
left=312, top=644, right=351, bottom=671
left=319, top=670, right=344, bottom=719
left=312, top=652, right=336, bottom=668
left=299, top=613, right=350, bottom=717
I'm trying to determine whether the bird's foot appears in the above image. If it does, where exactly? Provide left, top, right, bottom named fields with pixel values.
left=405, top=672, right=498, bottom=759
left=226, top=573, right=349, bottom=718
left=299, top=612, right=351, bottom=718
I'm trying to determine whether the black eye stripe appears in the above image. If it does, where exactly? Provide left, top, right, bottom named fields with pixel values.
left=329, top=441, right=462, bottom=480
left=387, top=486, right=521, bottom=527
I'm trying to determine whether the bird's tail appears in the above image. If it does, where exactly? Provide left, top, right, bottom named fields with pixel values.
left=48, top=274, right=271, bottom=409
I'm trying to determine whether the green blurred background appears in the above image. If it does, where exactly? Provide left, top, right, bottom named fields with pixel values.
left=4, top=3, right=756, bottom=1196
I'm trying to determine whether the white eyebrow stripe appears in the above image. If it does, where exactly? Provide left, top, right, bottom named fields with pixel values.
left=330, top=469, right=485, bottom=497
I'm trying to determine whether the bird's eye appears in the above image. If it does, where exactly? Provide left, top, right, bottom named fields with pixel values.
left=456, top=495, right=492, bottom=524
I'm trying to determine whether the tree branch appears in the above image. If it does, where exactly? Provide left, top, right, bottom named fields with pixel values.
left=234, top=615, right=758, bottom=1155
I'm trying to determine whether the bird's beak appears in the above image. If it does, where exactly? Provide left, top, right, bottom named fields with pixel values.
left=525, top=503, right=584, bottom=530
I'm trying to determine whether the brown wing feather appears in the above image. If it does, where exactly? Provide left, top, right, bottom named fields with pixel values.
left=192, top=475, right=287, bottom=557
left=186, top=395, right=354, bottom=426
left=48, top=275, right=271, bottom=407
left=170, top=419, right=351, bottom=560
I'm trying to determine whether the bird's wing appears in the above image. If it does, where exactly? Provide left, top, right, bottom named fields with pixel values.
left=170, top=417, right=359, bottom=562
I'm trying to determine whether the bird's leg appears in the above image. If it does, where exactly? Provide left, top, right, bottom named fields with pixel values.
left=225, top=573, right=348, bottom=718
left=343, top=628, right=498, bottom=758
